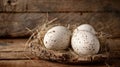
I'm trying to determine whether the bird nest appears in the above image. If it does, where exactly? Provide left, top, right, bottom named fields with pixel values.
left=26, top=18, right=109, bottom=64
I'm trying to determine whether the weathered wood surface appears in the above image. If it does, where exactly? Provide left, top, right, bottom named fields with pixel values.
left=0, top=39, right=120, bottom=59
left=0, top=39, right=34, bottom=60
left=0, top=0, right=120, bottom=12
left=0, top=39, right=120, bottom=67
left=1, top=60, right=119, bottom=67
left=0, top=39, right=27, bottom=51
left=107, top=39, right=120, bottom=58
left=0, top=0, right=120, bottom=37
left=1, top=59, right=120, bottom=67
left=0, top=13, right=120, bottom=37
left=0, top=51, right=32, bottom=60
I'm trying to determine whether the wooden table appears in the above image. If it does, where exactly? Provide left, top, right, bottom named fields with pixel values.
left=0, top=39, right=120, bottom=67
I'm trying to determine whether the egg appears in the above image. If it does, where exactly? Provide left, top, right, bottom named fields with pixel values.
left=43, top=26, right=71, bottom=50
left=74, top=24, right=96, bottom=34
left=71, top=31, right=100, bottom=55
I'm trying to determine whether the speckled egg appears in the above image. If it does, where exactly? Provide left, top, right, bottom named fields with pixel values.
left=74, top=24, right=96, bottom=34
left=43, top=26, right=71, bottom=50
left=71, top=31, right=100, bottom=55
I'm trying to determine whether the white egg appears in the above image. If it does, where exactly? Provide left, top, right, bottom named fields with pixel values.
left=43, top=26, right=71, bottom=50
left=74, top=24, right=96, bottom=34
left=71, top=31, right=100, bottom=55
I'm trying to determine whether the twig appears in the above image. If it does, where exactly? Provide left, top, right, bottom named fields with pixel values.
left=47, top=18, right=58, bottom=25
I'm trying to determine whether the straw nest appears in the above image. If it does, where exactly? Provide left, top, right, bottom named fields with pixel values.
left=26, top=18, right=109, bottom=64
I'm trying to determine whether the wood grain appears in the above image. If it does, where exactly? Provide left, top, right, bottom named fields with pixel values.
left=0, top=39, right=119, bottom=66
left=0, top=51, right=33, bottom=60
left=1, top=0, right=27, bottom=12
left=0, top=0, right=120, bottom=37
left=0, top=0, right=120, bottom=12
left=0, top=39, right=34, bottom=60
left=0, top=13, right=46, bottom=37
left=0, top=59, right=120, bottom=67
left=0, top=13, right=120, bottom=37
left=0, top=39, right=27, bottom=51
left=0, top=39, right=120, bottom=59
left=107, top=39, right=120, bottom=58
left=0, top=60, right=113, bottom=67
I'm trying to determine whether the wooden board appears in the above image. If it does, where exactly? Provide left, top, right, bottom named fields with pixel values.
left=0, top=0, right=120, bottom=38
left=0, top=39, right=27, bottom=51
left=0, top=13, right=120, bottom=37
left=0, top=51, right=32, bottom=60
left=0, top=39, right=120, bottom=67
left=0, top=39, right=120, bottom=59
left=0, top=60, right=120, bottom=67
left=107, top=39, right=120, bottom=58
left=1, top=59, right=120, bottom=67
left=0, top=39, right=34, bottom=60
left=1, top=60, right=119, bottom=67
left=0, top=0, right=120, bottom=12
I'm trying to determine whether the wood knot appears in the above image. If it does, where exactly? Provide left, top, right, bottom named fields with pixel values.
left=7, top=0, right=11, bottom=5
left=6, top=0, right=17, bottom=6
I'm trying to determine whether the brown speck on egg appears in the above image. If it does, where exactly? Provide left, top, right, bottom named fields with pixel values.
left=92, top=46, right=94, bottom=48
left=79, top=41, right=81, bottom=43
left=46, top=41, right=47, bottom=44
left=89, top=49, right=91, bottom=50
left=83, top=47, right=85, bottom=48
left=85, top=35, right=87, bottom=38
left=54, top=40, right=56, bottom=42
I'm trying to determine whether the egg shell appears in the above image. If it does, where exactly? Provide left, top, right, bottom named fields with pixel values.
left=43, top=26, right=71, bottom=50
left=74, top=24, right=96, bottom=34
left=71, top=31, right=100, bottom=55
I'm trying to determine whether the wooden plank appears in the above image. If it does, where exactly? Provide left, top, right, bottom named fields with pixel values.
left=1, top=0, right=27, bottom=12
left=0, top=59, right=120, bottom=67
left=0, top=0, right=120, bottom=12
left=0, top=39, right=27, bottom=51
left=27, top=0, right=120, bottom=12
left=0, top=39, right=34, bottom=60
left=0, top=51, right=33, bottom=60
left=107, top=39, right=120, bottom=58
left=0, top=13, right=46, bottom=37
left=0, top=39, right=120, bottom=59
left=0, top=39, right=120, bottom=67
left=0, top=13, right=120, bottom=37
left=0, top=60, right=114, bottom=67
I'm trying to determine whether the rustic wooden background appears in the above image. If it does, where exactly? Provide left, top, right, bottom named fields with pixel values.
left=0, top=0, right=120, bottom=67
left=0, top=0, right=120, bottom=38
